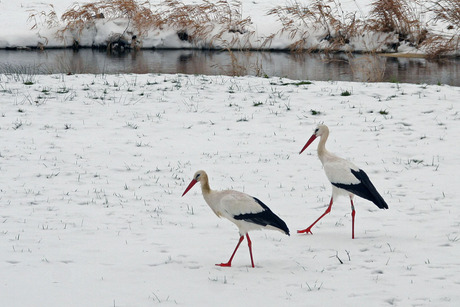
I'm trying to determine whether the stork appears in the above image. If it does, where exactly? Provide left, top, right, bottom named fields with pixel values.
left=298, top=125, right=388, bottom=238
left=182, top=170, right=290, bottom=267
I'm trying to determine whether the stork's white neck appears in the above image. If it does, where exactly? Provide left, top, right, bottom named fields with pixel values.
left=317, top=127, right=329, bottom=163
left=200, top=173, right=211, bottom=195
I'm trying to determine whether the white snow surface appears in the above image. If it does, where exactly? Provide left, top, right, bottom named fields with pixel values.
left=0, top=72, right=459, bottom=306
left=0, top=0, right=457, bottom=54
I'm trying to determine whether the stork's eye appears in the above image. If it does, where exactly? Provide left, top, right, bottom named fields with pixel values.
left=195, top=174, right=201, bottom=180
left=314, top=128, right=319, bottom=134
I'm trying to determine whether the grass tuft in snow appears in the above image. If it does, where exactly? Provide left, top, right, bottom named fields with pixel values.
left=310, top=109, right=321, bottom=115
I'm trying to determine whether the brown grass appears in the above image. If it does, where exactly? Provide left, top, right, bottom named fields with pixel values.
left=368, top=0, right=420, bottom=34
left=431, top=0, right=460, bottom=28
left=367, top=0, right=432, bottom=52
left=57, top=0, right=154, bottom=41
left=28, top=4, right=59, bottom=30
left=27, top=4, right=60, bottom=47
left=423, top=35, right=459, bottom=58
left=348, top=53, right=387, bottom=82
left=267, top=0, right=364, bottom=52
left=30, top=0, right=253, bottom=50
left=28, top=0, right=460, bottom=57
left=158, top=0, right=253, bottom=48
left=423, top=0, right=460, bottom=58
left=218, top=49, right=266, bottom=76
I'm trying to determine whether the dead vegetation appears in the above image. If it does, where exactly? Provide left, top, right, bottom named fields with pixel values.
left=423, top=0, right=460, bottom=58
left=28, top=0, right=254, bottom=50
left=27, top=0, right=460, bottom=57
left=267, top=0, right=459, bottom=56
left=431, top=0, right=460, bottom=28
left=158, top=0, right=254, bottom=48
left=347, top=53, right=387, bottom=82
left=266, top=0, right=364, bottom=52
left=367, top=0, right=424, bottom=39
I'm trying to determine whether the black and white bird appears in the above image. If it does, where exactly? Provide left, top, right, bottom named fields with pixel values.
left=182, top=170, right=290, bottom=267
left=298, top=125, right=388, bottom=239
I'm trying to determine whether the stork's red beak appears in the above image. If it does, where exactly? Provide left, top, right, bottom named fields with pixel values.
left=182, top=179, right=198, bottom=196
left=299, top=134, right=317, bottom=154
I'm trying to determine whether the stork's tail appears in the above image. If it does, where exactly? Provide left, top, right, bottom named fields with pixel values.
left=352, top=169, right=388, bottom=209
left=234, top=197, right=290, bottom=235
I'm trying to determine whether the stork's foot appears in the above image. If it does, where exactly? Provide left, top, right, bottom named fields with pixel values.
left=297, top=227, right=313, bottom=234
left=216, top=262, right=232, bottom=267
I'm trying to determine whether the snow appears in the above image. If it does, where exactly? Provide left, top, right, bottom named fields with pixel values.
left=1, top=73, right=459, bottom=306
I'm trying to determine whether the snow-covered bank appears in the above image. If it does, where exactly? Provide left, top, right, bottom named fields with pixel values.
left=1, top=0, right=459, bottom=56
left=0, top=73, right=459, bottom=306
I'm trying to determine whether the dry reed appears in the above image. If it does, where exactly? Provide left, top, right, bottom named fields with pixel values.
left=267, top=0, right=364, bottom=52
left=29, top=0, right=254, bottom=50
left=423, top=0, right=460, bottom=57
left=27, top=0, right=460, bottom=57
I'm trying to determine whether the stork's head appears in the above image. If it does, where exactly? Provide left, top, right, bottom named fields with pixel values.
left=300, top=124, right=329, bottom=154
left=313, top=124, right=329, bottom=137
left=182, top=170, right=207, bottom=196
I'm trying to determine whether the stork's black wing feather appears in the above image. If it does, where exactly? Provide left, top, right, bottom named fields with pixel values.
left=332, top=169, right=388, bottom=209
left=234, top=197, right=290, bottom=235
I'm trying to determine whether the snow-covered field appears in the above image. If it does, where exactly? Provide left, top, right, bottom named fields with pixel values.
left=0, top=73, right=459, bottom=306
left=0, top=1, right=459, bottom=306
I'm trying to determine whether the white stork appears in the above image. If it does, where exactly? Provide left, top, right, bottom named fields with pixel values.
left=298, top=125, right=388, bottom=238
left=182, top=170, right=290, bottom=267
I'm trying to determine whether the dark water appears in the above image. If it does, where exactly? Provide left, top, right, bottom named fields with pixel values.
left=1, top=49, right=459, bottom=86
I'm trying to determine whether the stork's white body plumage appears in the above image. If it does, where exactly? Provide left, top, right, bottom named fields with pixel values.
left=203, top=189, right=287, bottom=235
left=182, top=170, right=289, bottom=267
left=321, top=152, right=361, bottom=197
left=299, top=125, right=388, bottom=238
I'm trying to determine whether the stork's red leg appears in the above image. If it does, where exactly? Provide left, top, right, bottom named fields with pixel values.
left=246, top=234, right=255, bottom=268
left=350, top=198, right=356, bottom=239
left=298, top=197, right=333, bottom=234
left=216, top=235, right=244, bottom=267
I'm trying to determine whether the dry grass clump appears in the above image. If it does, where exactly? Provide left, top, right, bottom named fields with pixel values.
left=29, top=0, right=253, bottom=50
left=267, top=0, right=363, bottom=52
left=368, top=0, right=420, bottom=34
left=423, top=0, right=460, bottom=57
left=431, top=0, right=460, bottom=28
left=347, top=53, right=387, bottom=82
left=28, top=0, right=154, bottom=48
left=159, top=0, right=253, bottom=48
left=28, top=4, right=60, bottom=30
left=27, top=4, right=61, bottom=47
left=57, top=0, right=154, bottom=42
left=215, top=49, right=266, bottom=76
left=267, top=0, right=460, bottom=56
left=367, top=0, right=426, bottom=48
left=423, top=36, right=459, bottom=58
